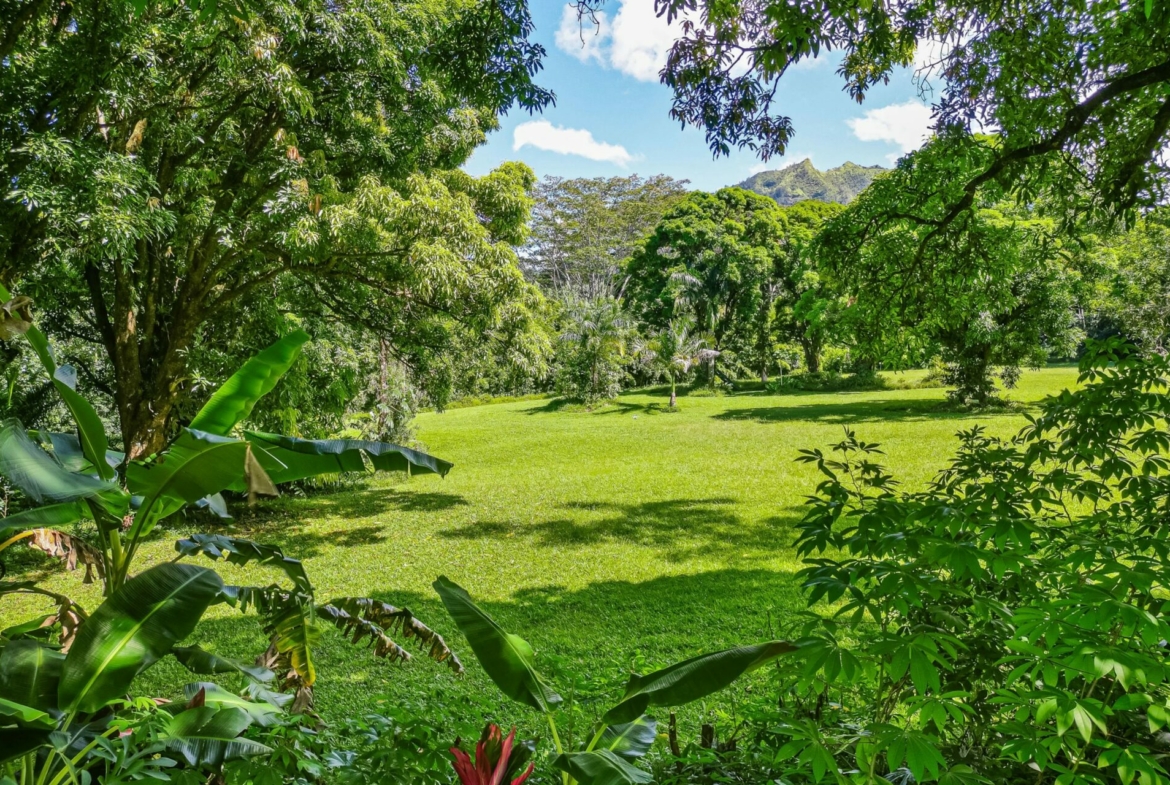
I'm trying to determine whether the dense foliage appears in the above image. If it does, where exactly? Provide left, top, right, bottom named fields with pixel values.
left=1, top=0, right=550, bottom=456
left=761, top=339, right=1170, bottom=784
left=817, top=138, right=1081, bottom=404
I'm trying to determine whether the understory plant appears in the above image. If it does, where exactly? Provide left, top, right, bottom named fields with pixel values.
left=0, top=287, right=462, bottom=716
left=433, top=576, right=797, bottom=784
left=1, top=562, right=282, bottom=783
left=766, top=338, right=1170, bottom=784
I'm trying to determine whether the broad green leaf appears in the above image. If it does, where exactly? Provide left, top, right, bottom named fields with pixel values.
left=0, top=697, right=53, bottom=727
left=554, top=750, right=652, bottom=784
left=0, top=728, right=52, bottom=763
left=175, top=534, right=311, bottom=593
left=604, top=641, right=796, bottom=724
left=0, top=640, right=64, bottom=712
left=0, top=280, right=113, bottom=483
left=0, top=501, right=87, bottom=530
left=598, top=716, right=657, bottom=760
left=162, top=706, right=271, bottom=766
left=433, top=576, right=561, bottom=711
left=939, top=764, right=993, bottom=785
left=0, top=421, right=115, bottom=504
left=181, top=682, right=282, bottom=725
left=126, top=430, right=276, bottom=537
left=172, top=646, right=275, bottom=683
left=59, top=564, right=223, bottom=713
left=245, top=431, right=453, bottom=481
left=189, top=330, right=310, bottom=436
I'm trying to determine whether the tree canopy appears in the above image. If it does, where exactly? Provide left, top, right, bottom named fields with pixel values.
left=1, top=0, right=551, bottom=456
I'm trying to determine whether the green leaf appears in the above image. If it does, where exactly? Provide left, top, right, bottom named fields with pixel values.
left=0, top=697, right=53, bottom=727
left=172, top=646, right=274, bottom=683
left=603, top=641, right=796, bottom=724
left=182, top=682, right=282, bottom=726
left=162, top=706, right=271, bottom=767
left=0, top=279, right=115, bottom=484
left=245, top=431, right=453, bottom=481
left=554, top=750, right=652, bottom=784
left=59, top=564, right=223, bottom=714
left=598, top=716, right=657, bottom=760
left=189, top=331, right=310, bottom=436
left=127, top=430, right=276, bottom=537
left=176, top=534, right=311, bottom=594
left=432, top=576, right=561, bottom=711
left=0, top=640, right=64, bottom=712
left=939, top=764, right=993, bottom=785
left=0, top=420, right=116, bottom=504
left=0, top=728, right=52, bottom=764
left=269, top=604, right=320, bottom=687
left=0, top=501, right=87, bottom=530
left=1146, top=0, right=1154, bottom=19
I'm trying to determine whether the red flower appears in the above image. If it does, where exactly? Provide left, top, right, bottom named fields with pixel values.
left=450, top=724, right=535, bottom=785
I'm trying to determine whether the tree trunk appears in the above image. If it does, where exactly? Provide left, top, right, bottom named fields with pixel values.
left=801, top=336, right=821, bottom=374
left=669, top=377, right=677, bottom=408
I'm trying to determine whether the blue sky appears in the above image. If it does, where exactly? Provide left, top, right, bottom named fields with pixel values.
left=463, top=1, right=937, bottom=192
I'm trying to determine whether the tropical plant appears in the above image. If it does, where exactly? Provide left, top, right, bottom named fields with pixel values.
left=0, top=562, right=279, bottom=784
left=763, top=338, right=1170, bottom=783
left=634, top=317, right=717, bottom=408
left=450, top=723, right=536, bottom=785
left=433, top=576, right=796, bottom=785
left=0, top=289, right=462, bottom=710
left=554, top=297, right=635, bottom=404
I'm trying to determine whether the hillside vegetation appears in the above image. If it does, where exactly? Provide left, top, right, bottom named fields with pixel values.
left=739, top=158, right=887, bottom=205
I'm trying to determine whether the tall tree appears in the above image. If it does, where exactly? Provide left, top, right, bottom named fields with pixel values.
left=1096, top=208, right=1170, bottom=353
left=817, top=140, right=1082, bottom=404
left=625, top=187, right=784, bottom=382
left=523, top=175, right=690, bottom=299
left=0, top=0, right=552, bottom=457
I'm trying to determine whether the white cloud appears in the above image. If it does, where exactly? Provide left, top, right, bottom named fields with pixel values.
left=554, top=0, right=689, bottom=82
left=748, top=162, right=769, bottom=175
left=847, top=100, right=934, bottom=153
left=556, top=4, right=610, bottom=64
left=513, top=120, right=634, bottom=167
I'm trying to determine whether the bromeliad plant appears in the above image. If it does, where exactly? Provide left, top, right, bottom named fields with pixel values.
left=433, top=576, right=797, bottom=785
left=1, top=562, right=282, bottom=783
left=764, top=338, right=1170, bottom=784
left=0, top=285, right=462, bottom=709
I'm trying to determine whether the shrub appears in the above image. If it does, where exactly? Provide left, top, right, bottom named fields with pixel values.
left=757, top=338, right=1170, bottom=784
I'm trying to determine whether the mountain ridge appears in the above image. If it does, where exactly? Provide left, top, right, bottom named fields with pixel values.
left=737, top=159, right=887, bottom=206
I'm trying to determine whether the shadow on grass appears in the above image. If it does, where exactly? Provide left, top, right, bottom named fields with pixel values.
left=520, top=398, right=671, bottom=416
left=438, top=498, right=804, bottom=563
left=713, top=397, right=1032, bottom=424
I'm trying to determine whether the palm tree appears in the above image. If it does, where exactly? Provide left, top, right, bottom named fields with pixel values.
left=557, top=297, right=633, bottom=402
left=635, top=316, right=719, bottom=408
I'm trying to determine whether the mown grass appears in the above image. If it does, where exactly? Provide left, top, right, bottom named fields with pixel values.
left=1, top=366, right=1081, bottom=751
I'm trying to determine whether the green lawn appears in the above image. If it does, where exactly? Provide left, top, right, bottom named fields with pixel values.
left=2, top=366, right=1081, bottom=746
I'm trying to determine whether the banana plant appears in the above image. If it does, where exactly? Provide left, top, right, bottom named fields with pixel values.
left=433, top=576, right=797, bottom=785
left=0, top=285, right=461, bottom=708
left=0, top=563, right=275, bottom=784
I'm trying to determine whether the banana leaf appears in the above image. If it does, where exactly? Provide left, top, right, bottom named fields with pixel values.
left=33, top=432, right=122, bottom=476
left=162, top=705, right=271, bottom=766
left=189, top=331, right=310, bottom=436
left=59, top=563, right=223, bottom=713
left=326, top=597, right=462, bottom=673
left=126, top=430, right=277, bottom=538
left=0, top=501, right=89, bottom=530
left=268, top=604, right=319, bottom=687
left=598, top=716, right=657, bottom=760
left=0, top=640, right=64, bottom=712
left=433, top=576, right=561, bottom=712
left=603, top=641, right=797, bottom=725
left=0, top=728, right=52, bottom=764
left=244, top=431, right=453, bottom=482
left=554, top=750, right=652, bottom=785
left=175, top=534, right=311, bottom=594
left=182, top=682, right=282, bottom=726
left=172, top=646, right=274, bottom=683
left=0, top=420, right=117, bottom=504
left=0, top=696, right=53, bottom=727
left=0, top=279, right=114, bottom=484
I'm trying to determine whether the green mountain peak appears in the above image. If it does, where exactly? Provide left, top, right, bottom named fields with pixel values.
left=737, top=159, right=887, bottom=206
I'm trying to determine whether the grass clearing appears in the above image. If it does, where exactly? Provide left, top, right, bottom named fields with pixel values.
left=1, top=366, right=1080, bottom=747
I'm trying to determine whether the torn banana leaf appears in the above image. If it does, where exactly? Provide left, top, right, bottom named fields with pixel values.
left=175, top=534, right=311, bottom=594
left=244, top=431, right=453, bottom=482
left=327, top=597, right=462, bottom=673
